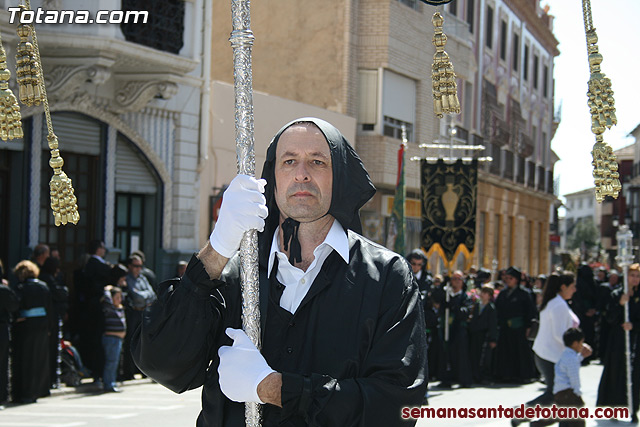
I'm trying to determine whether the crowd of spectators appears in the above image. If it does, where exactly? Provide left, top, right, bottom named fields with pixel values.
left=407, top=249, right=637, bottom=421
left=0, top=242, right=187, bottom=407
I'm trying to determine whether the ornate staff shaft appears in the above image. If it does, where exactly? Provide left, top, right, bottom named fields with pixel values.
left=615, top=225, right=633, bottom=419
left=229, top=1, right=261, bottom=425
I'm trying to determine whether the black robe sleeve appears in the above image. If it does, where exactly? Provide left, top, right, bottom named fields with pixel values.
left=131, top=254, right=227, bottom=393
left=279, top=258, right=426, bottom=426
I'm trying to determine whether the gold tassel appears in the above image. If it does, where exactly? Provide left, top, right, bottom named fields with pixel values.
left=48, top=134, right=79, bottom=225
left=0, top=38, right=23, bottom=141
left=582, top=0, right=621, bottom=202
left=15, top=4, right=41, bottom=106
left=431, top=12, right=460, bottom=118
left=19, top=0, right=79, bottom=225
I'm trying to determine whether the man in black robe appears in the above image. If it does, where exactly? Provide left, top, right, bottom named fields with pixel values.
left=597, top=263, right=640, bottom=422
left=132, top=118, right=427, bottom=426
left=469, top=285, right=498, bottom=384
left=494, top=266, right=536, bottom=383
left=596, top=269, right=620, bottom=361
left=437, top=271, right=473, bottom=388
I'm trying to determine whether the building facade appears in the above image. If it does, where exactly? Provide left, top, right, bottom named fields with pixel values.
left=0, top=0, right=207, bottom=281
left=560, top=188, right=599, bottom=251
left=209, top=0, right=559, bottom=275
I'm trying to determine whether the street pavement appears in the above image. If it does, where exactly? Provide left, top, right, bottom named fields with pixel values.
left=0, top=379, right=202, bottom=427
left=0, top=363, right=630, bottom=426
left=418, top=362, right=627, bottom=426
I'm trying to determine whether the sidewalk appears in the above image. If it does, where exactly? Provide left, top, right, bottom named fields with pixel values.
left=49, top=375, right=155, bottom=398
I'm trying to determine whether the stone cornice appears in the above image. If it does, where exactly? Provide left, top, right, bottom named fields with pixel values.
left=510, top=0, right=560, bottom=57
left=35, top=32, right=198, bottom=75
left=112, top=79, right=178, bottom=113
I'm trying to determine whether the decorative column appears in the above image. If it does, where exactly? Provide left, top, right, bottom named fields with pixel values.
left=28, top=113, right=42, bottom=248
left=104, top=125, right=117, bottom=248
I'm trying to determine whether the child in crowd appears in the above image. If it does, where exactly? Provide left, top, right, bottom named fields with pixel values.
left=553, top=327, right=587, bottom=427
left=101, top=285, right=126, bottom=393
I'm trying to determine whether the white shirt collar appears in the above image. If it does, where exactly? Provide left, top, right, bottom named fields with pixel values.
left=91, top=254, right=107, bottom=264
left=268, top=218, right=349, bottom=273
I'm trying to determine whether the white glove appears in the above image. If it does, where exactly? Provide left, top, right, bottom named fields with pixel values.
left=218, top=328, right=275, bottom=403
left=210, top=175, right=268, bottom=258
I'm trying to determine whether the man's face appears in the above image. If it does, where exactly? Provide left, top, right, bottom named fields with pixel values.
left=610, top=274, right=619, bottom=285
left=128, top=259, right=143, bottom=278
left=409, top=258, right=423, bottom=274
left=451, top=274, right=464, bottom=292
left=96, top=243, right=106, bottom=258
left=480, top=290, right=491, bottom=304
left=274, top=124, right=333, bottom=223
left=505, top=274, right=518, bottom=288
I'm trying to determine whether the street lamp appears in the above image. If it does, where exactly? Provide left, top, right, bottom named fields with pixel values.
left=615, top=224, right=633, bottom=419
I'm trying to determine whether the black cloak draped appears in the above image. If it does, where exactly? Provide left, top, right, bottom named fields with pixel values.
left=132, top=118, right=426, bottom=426
left=597, top=287, right=640, bottom=415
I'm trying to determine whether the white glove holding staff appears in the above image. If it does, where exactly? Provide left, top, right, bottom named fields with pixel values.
left=218, top=328, right=275, bottom=403
left=209, top=174, right=268, bottom=258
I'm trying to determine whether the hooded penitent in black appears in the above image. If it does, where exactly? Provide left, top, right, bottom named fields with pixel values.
left=132, top=118, right=427, bottom=426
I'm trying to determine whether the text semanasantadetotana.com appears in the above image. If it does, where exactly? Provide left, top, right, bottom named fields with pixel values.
left=401, top=404, right=629, bottom=420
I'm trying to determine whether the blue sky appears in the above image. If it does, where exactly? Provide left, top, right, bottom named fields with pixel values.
left=545, top=0, right=640, bottom=199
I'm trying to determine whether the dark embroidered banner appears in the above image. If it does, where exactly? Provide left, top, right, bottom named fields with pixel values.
left=420, top=159, right=478, bottom=263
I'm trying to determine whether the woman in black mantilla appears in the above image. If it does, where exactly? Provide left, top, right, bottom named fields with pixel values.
left=11, top=260, right=52, bottom=403
left=597, top=262, right=640, bottom=422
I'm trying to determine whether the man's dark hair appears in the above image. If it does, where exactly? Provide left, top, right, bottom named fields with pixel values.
left=110, top=264, right=128, bottom=283
left=128, top=254, right=143, bottom=266
left=88, top=240, right=105, bottom=255
left=406, top=249, right=426, bottom=263
left=563, top=327, right=585, bottom=347
left=41, top=256, right=60, bottom=276
left=31, top=243, right=50, bottom=261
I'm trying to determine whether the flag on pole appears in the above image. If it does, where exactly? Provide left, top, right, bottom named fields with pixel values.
left=387, top=126, right=407, bottom=255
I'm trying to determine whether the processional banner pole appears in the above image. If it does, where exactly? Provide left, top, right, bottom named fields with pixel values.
left=615, top=225, right=633, bottom=420
left=229, top=0, right=262, bottom=425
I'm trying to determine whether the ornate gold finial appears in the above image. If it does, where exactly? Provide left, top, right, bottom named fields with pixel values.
left=583, top=0, right=620, bottom=202
left=0, top=36, right=23, bottom=141
left=15, top=4, right=42, bottom=106
left=431, top=12, right=460, bottom=118
left=20, top=0, right=79, bottom=225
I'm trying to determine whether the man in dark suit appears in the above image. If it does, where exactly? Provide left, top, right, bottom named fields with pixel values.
left=78, top=240, right=112, bottom=381
left=406, top=249, right=431, bottom=298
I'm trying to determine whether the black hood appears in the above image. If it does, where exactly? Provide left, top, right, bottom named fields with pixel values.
left=258, top=117, right=376, bottom=265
